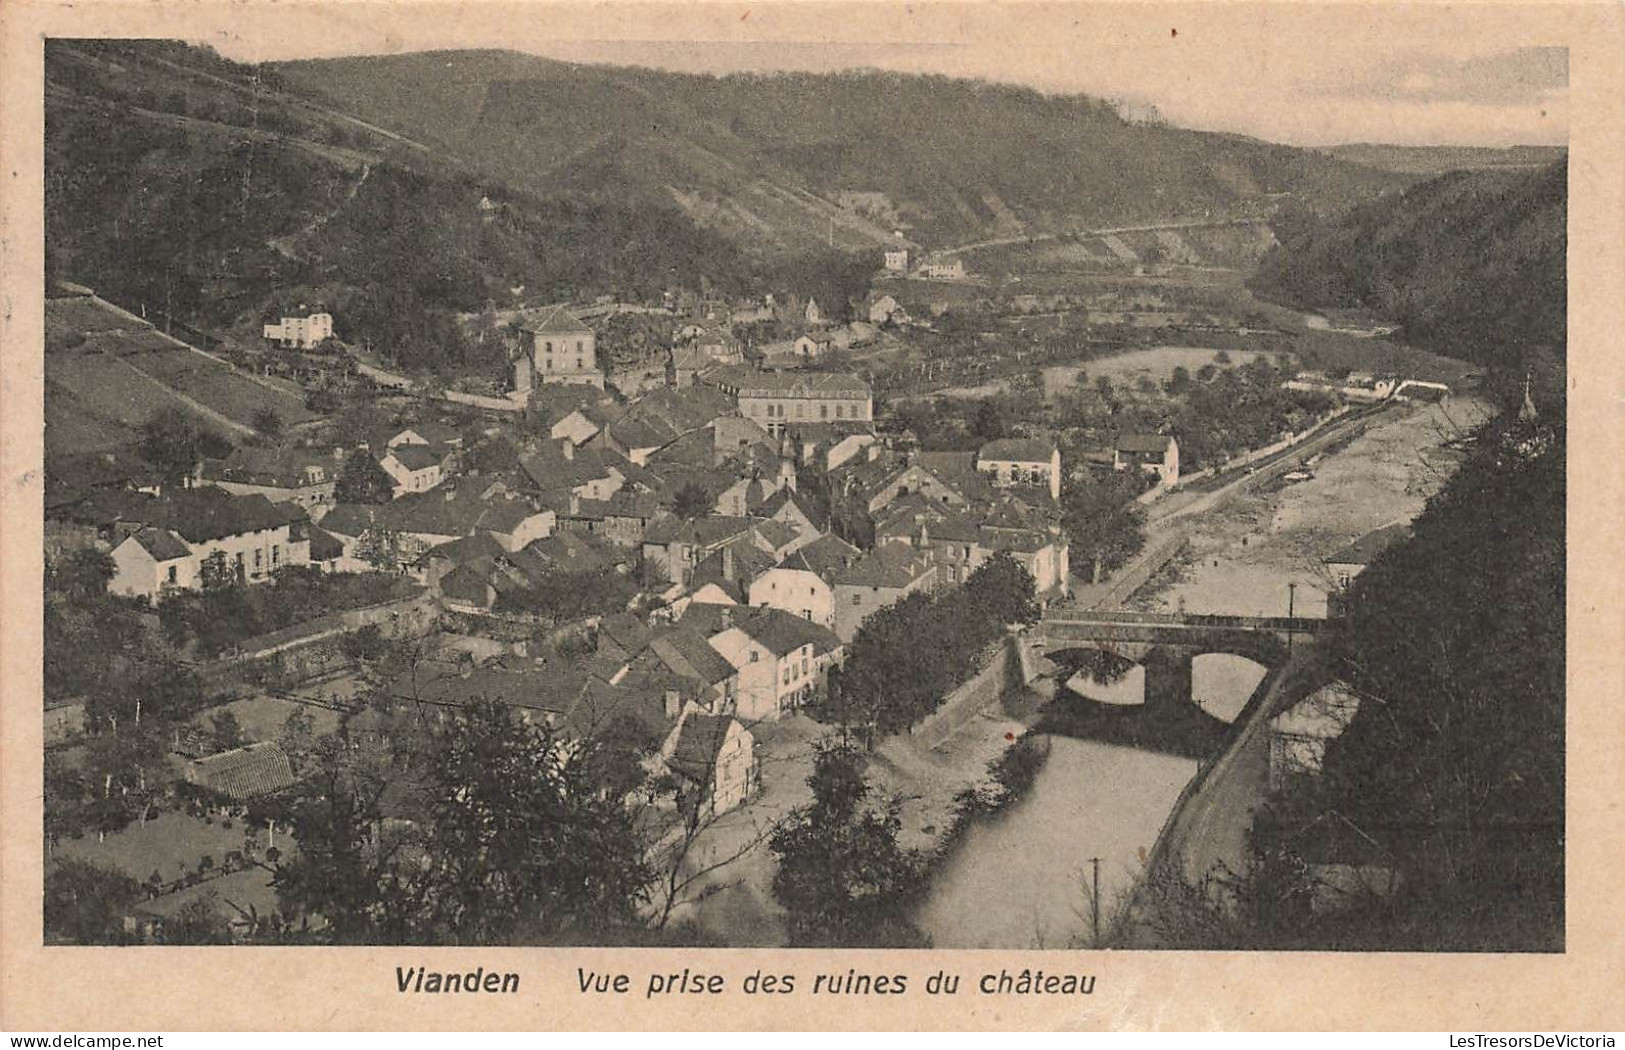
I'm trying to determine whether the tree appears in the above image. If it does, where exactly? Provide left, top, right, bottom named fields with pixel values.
left=251, top=407, right=283, bottom=439
left=970, top=399, right=1006, bottom=442
left=412, top=701, right=652, bottom=944
left=334, top=450, right=395, bottom=504
left=163, top=892, right=234, bottom=944
left=198, top=549, right=235, bottom=591
left=769, top=741, right=929, bottom=947
left=44, top=859, right=140, bottom=944
left=1165, top=365, right=1192, bottom=396
left=1060, top=472, right=1147, bottom=583
left=210, top=709, right=246, bottom=753
left=48, top=548, right=116, bottom=602
left=138, top=408, right=227, bottom=487
left=272, top=731, right=423, bottom=944
left=671, top=482, right=712, bottom=521
left=963, top=552, right=1040, bottom=627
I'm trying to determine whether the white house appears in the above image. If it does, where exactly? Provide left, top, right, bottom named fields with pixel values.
left=918, top=257, right=965, bottom=280
left=706, top=608, right=843, bottom=722
left=883, top=248, right=909, bottom=273
left=107, top=489, right=311, bottom=600
left=109, top=527, right=198, bottom=599
left=378, top=445, right=445, bottom=497
left=1114, top=433, right=1180, bottom=488
left=659, top=702, right=757, bottom=817
left=977, top=438, right=1062, bottom=501
left=513, top=305, right=604, bottom=394
left=747, top=563, right=835, bottom=630
left=791, top=333, right=833, bottom=359
left=263, top=311, right=333, bottom=350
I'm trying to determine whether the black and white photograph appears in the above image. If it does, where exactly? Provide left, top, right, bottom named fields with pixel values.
left=25, top=1, right=1576, bottom=970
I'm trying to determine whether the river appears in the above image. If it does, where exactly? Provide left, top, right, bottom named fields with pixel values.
left=916, top=736, right=1199, bottom=948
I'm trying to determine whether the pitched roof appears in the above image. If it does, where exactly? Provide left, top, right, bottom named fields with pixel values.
left=199, top=446, right=336, bottom=490
left=426, top=531, right=507, bottom=568
left=384, top=444, right=443, bottom=472
left=643, top=513, right=755, bottom=548
left=521, top=304, right=593, bottom=336
left=1116, top=432, right=1175, bottom=454
left=119, top=487, right=308, bottom=544
left=979, top=438, right=1057, bottom=463
left=828, top=541, right=934, bottom=589
left=189, top=742, right=296, bottom=801
left=1325, top=522, right=1412, bottom=566
left=732, top=371, right=871, bottom=397
left=666, top=712, right=738, bottom=783
left=647, top=628, right=738, bottom=687
left=308, top=525, right=346, bottom=562
left=778, top=532, right=861, bottom=577
left=129, top=526, right=191, bottom=562
left=751, top=518, right=800, bottom=551
left=735, top=607, right=842, bottom=657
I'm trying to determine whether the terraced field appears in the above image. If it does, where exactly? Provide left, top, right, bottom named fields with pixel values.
left=44, top=293, right=318, bottom=455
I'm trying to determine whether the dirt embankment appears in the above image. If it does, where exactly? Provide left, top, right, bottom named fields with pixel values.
left=1132, top=397, right=1495, bottom=619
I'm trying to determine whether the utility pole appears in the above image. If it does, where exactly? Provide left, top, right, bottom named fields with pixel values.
left=1287, top=581, right=1297, bottom=654
left=1087, top=855, right=1103, bottom=948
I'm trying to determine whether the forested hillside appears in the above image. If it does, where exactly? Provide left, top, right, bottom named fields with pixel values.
left=274, top=50, right=1402, bottom=248
left=1251, top=160, right=1567, bottom=380
left=45, top=40, right=754, bottom=374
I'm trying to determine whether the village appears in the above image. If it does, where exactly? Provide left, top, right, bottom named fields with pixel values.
left=42, top=200, right=1483, bottom=949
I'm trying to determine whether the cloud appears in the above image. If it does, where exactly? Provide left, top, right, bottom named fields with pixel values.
left=1315, top=47, right=1568, bottom=106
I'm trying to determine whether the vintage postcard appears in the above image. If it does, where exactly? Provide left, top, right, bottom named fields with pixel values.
left=1, top=0, right=1621, bottom=1032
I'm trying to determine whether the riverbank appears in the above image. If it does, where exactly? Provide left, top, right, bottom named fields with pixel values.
left=1130, top=397, right=1494, bottom=619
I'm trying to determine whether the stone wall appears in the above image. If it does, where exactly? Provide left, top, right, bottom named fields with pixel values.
left=909, top=632, right=1035, bottom=751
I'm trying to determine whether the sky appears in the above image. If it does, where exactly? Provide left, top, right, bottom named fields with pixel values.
left=200, top=3, right=1569, bottom=148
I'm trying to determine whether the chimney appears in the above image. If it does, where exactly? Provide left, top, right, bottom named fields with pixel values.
left=779, top=459, right=797, bottom=493
left=560, top=440, right=574, bottom=461
left=722, top=544, right=735, bottom=581
left=664, top=690, right=682, bottom=721
left=720, top=606, right=733, bottom=631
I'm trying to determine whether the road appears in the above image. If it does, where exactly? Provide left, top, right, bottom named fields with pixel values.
left=937, top=216, right=1269, bottom=258
left=1064, top=403, right=1400, bottom=612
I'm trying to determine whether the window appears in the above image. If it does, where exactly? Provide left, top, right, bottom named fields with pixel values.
left=253, top=549, right=263, bottom=572
left=820, top=404, right=828, bottom=419
left=576, top=359, right=584, bottom=370
left=749, top=651, right=760, bottom=663
left=166, top=565, right=177, bottom=584
left=545, top=341, right=553, bottom=352
left=576, top=340, right=584, bottom=352
left=783, top=667, right=791, bottom=685
left=852, top=594, right=861, bottom=606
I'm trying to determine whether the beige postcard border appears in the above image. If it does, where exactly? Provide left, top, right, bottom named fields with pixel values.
left=1, top=0, right=1621, bottom=1032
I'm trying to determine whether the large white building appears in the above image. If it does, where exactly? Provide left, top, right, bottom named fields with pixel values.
left=263, top=311, right=334, bottom=350
left=108, top=488, right=312, bottom=600
left=513, top=305, right=604, bottom=394
left=706, top=369, right=873, bottom=437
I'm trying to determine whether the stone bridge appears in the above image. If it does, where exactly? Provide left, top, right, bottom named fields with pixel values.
left=1036, top=611, right=1325, bottom=711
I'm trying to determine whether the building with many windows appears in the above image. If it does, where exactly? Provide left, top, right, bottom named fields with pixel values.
left=512, top=305, right=604, bottom=393
left=705, top=369, right=873, bottom=436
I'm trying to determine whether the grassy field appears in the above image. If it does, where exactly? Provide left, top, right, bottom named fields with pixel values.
left=1041, top=346, right=1272, bottom=400
left=45, top=295, right=318, bottom=454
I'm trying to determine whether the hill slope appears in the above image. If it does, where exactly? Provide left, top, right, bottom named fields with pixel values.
left=273, top=49, right=1404, bottom=249
left=1250, top=160, right=1566, bottom=377
left=45, top=39, right=757, bottom=374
